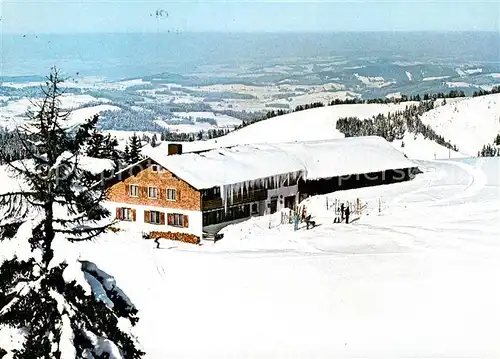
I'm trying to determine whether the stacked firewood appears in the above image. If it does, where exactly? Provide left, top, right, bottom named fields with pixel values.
left=148, top=231, right=201, bottom=245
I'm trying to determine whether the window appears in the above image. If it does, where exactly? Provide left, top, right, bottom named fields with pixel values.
left=129, top=184, right=139, bottom=197
left=148, top=186, right=158, bottom=199
left=166, top=188, right=177, bottom=201
left=251, top=203, right=258, bottom=215
left=150, top=211, right=161, bottom=224
left=204, top=187, right=220, bottom=200
left=144, top=210, right=164, bottom=224
left=203, top=210, right=225, bottom=226
left=116, top=207, right=135, bottom=221
left=168, top=213, right=185, bottom=227
left=151, top=164, right=162, bottom=173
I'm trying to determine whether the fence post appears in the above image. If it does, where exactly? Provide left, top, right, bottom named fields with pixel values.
left=326, top=196, right=329, bottom=210
left=378, top=198, right=381, bottom=213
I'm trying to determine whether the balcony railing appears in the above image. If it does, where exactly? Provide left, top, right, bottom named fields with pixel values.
left=202, top=188, right=268, bottom=211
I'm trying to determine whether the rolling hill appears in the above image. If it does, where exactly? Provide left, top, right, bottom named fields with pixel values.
left=420, top=93, right=500, bottom=156
left=154, top=94, right=500, bottom=160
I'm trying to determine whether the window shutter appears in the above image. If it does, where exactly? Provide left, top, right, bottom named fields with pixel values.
left=125, top=184, right=130, bottom=195
left=183, top=215, right=189, bottom=228
left=116, top=208, right=121, bottom=220
left=177, top=190, right=181, bottom=201
left=158, top=188, right=162, bottom=200
left=167, top=213, right=174, bottom=225
left=160, top=212, right=166, bottom=225
left=131, top=209, right=136, bottom=222
left=144, top=210, right=150, bottom=223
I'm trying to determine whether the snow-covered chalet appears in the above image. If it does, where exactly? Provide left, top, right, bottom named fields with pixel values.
left=105, top=136, right=418, bottom=240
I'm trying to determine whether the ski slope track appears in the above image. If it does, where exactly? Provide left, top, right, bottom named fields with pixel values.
left=3, top=157, right=498, bottom=358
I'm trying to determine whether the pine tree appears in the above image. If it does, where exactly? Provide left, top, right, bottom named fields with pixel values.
left=86, top=129, right=105, bottom=158
left=127, top=133, right=142, bottom=164
left=0, top=68, right=144, bottom=359
left=124, top=143, right=131, bottom=164
left=101, top=134, right=121, bottom=168
left=151, top=133, right=158, bottom=148
left=86, top=130, right=121, bottom=168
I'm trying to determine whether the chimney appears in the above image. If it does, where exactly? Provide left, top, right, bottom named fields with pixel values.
left=168, top=143, right=183, bottom=156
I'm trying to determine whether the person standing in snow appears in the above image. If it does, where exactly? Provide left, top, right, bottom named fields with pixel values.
left=154, top=238, right=160, bottom=249
left=345, top=205, right=350, bottom=224
left=340, top=203, right=345, bottom=221
left=293, top=212, right=299, bottom=231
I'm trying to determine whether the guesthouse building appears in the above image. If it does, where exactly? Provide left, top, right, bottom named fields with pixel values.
left=105, top=137, right=418, bottom=241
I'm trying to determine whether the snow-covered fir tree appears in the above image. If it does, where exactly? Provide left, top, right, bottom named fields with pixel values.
left=127, top=134, right=142, bottom=165
left=0, top=68, right=144, bottom=359
left=86, top=129, right=105, bottom=159
left=150, top=133, right=158, bottom=148
left=86, top=129, right=122, bottom=168
left=123, top=143, right=131, bottom=165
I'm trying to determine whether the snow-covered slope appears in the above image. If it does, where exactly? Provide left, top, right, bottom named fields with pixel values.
left=392, top=133, right=468, bottom=160
left=3, top=157, right=498, bottom=358
left=152, top=101, right=467, bottom=160
left=421, top=93, right=500, bottom=156
left=202, top=102, right=418, bottom=147
left=0, top=97, right=118, bottom=130
left=69, top=105, right=120, bottom=123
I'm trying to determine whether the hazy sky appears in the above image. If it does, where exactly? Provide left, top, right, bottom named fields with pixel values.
left=1, top=0, right=499, bottom=34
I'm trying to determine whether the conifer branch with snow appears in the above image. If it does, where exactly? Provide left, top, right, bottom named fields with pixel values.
left=0, top=68, right=145, bottom=359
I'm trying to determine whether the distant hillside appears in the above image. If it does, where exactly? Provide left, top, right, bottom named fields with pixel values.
left=172, top=93, right=500, bottom=160
left=151, top=100, right=471, bottom=160
left=420, top=93, right=500, bottom=156
left=167, top=102, right=418, bottom=152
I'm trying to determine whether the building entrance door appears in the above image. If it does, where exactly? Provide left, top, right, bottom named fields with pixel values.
left=270, top=197, right=278, bottom=214
left=284, top=195, right=295, bottom=209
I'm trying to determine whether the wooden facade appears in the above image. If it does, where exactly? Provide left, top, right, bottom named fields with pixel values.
left=106, top=164, right=202, bottom=211
left=298, top=167, right=420, bottom=196
left=201, top=188, right=268, bottom=211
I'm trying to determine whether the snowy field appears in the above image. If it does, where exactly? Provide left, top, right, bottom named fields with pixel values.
left=2, top=157, right=497, bottom=358
left=0, top=95, right=114, bottom=129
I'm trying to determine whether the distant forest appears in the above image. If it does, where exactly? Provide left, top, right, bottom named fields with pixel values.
left=335, top=102, right=460, bottom=152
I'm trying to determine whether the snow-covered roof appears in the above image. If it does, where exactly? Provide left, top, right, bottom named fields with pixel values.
left=144, top=136, right=416, bottom=189
left=145, top=144, right=306, bottom=190
left=271, top=137, right=416, bottom=181
left=79, top=156, right=115, bottom=175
